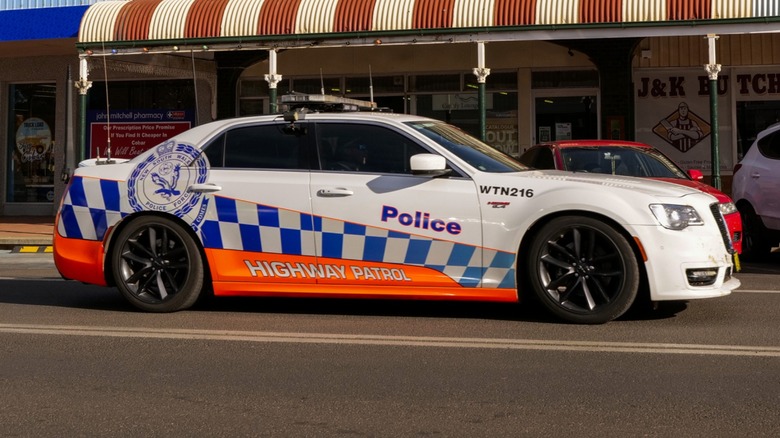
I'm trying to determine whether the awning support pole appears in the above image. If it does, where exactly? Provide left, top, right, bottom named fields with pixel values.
left=705, top=34, right=722, bottom=190
left=473, top=42, right=490, bottom=142
left=74, top=56, right=93, bottom=162
left=265, top=49, right=282, bottom=114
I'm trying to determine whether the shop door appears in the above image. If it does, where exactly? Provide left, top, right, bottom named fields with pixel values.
left=532, top=90, right=599, bottom=143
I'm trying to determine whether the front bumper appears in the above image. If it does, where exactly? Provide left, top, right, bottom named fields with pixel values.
left=635, top=225, right=740, bottom=301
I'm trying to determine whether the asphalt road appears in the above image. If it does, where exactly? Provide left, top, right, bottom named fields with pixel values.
left=1, top=252, right=779, bottom=436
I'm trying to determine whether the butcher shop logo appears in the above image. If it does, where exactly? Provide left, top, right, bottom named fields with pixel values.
left=652, top=102, right=711, bottom=153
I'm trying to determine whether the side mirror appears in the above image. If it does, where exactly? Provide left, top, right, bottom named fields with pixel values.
left=688, top=169, right=704, bottom=181
left=410, top=154, right=451, bottom=178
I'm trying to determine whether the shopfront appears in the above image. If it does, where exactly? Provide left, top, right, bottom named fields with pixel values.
left=6, top=83, right=57, bottom=205
left=634, top=32, right=780, bottom=191
left=236, top=41, right=600, bottom=157
left=4, top=0, right=780, bottom=217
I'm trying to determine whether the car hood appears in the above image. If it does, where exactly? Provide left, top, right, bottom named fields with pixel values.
left=650, top=177, right=732, bottom=203
left=521, top=170, right=705, bottom=198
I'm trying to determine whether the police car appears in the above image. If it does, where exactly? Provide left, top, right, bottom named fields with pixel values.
left=54, top=95, right=739, bottom=323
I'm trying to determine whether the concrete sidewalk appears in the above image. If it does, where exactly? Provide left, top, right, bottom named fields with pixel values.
left=0, top=216, right=54, bottom=250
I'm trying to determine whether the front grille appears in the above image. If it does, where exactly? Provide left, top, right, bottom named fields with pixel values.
left=709, top=203, right=734, bottom=254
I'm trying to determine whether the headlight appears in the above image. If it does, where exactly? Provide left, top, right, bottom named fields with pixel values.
left=718, top=201, right=737, bottom=216
left=649, top=204, right=705, bottom=230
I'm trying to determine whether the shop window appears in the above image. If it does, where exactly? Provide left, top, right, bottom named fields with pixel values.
left=464, top=72, right=518, bottom=91
left=6, top=83, right=56, bottom=203
left=89, top=79, right=195, bottom=110
left=532, top=70, right=599, bottom=88
left=534, top=95, right=598, bottom=141
left=289, top=77, right=342, bottom=95
left=239, top=79, right=269, bottom=116
left=344, top=76, right=405, bottom=95
left=240, top=79, right=269, bottom=98
left=86, top=79, right=197, bottom=159
left=415, top=92, right=519, bottom=156
left=409, top=74, right=461, bottom=92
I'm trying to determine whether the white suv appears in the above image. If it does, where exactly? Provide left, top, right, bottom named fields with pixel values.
left=732, top=122, right=780, bottom=259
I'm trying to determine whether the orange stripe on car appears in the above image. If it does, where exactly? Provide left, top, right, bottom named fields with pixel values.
left=204, top=248, right=494, bottom=290
left=53, top=232, right=107, bottom=286
left=212, top=282, right=519, bottom=302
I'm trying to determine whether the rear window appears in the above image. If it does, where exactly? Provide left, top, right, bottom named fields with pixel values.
left=757, top=130, right=780, bottom=160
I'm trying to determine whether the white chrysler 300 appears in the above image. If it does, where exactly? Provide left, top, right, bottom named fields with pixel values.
left=54, top=101, right=739, bottom=323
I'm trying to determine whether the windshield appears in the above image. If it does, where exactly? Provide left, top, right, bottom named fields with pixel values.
left=560, top=146, right=688, bottom=179
left=405, top=121, right=528, bottom=172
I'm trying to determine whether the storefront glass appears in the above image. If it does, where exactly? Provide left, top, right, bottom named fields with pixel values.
left=415, top=92, right=519, bottom=155
left=413, top=72, right=519, bottom=155
left=531, top=70, right=599, bottom=143
left=534, top=94, right=598, bottom=142
left=237, top=72, right=519, bottom=155
left=6, top=83, right=57, bottom=203
left=87, top=79, right=197, bottom=159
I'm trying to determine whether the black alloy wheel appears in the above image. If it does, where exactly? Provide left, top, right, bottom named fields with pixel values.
left=527, top=216, right=640, bottom=324
left=111, top=216, right=204, bottom=312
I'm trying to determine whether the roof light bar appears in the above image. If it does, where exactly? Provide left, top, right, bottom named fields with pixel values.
left=280, top=93, right=377, bottom=110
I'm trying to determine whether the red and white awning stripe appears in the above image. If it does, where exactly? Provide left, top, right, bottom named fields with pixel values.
left=78, top=0, right=769, bottom=44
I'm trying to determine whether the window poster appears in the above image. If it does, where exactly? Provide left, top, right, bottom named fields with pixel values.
left=87, top=110, right=194, bottom=159
left=634, top=68, right=733, bottom=174
left=7, top=83, right=56, bottom=203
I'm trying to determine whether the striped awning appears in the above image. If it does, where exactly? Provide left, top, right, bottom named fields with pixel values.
left=78, top=0, right=780, bottom=49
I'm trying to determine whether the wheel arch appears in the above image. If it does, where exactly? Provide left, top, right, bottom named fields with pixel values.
left=735, top=198, right=755, bottom=213
left=102, top=212, right=212, bottom=288
left=516, top=209, right=650, bottom=305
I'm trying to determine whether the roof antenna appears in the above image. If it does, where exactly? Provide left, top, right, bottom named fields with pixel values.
left=190, top=49, right=200, bottom=125
left=100, top=41, right=114, bottom=164
left=369, top=64, right=374, bottom=108
left=320, top=68, right=325, bottom=95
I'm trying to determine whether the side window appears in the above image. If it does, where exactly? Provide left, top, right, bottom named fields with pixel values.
left=204, top=123, right=309, bottom=169
left=532, top=148, right=555, bottom=169
left=317, top=123, right=430, bottom=174
left=758, top=130, right=780, bottom=160
left=202, top=133, right=225, bottom=167
left=518, top=148, right=538, bottom=167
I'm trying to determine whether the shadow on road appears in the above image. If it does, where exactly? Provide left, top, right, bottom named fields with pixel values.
left=737, top=251, right=780, bottom=275
left=0, top=278, right=691, bottom=324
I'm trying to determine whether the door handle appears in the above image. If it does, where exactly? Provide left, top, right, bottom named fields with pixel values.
left=188, top=183, right=222, bottom=193
left=751, top=172, right=760, bottom=179
left=317, top=188, right=354, bottom=197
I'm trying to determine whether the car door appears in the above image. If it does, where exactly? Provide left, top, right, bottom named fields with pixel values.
left=309, top=121, right=485, bottom=292
left=754, top=132, right=780, bottom=228
left=195, top=121, right=319, bottom=285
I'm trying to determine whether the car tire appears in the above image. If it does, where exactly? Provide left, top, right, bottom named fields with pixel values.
left=111, top=216, right=204, bottom=312
left=526, top=216, right=640, bottom=324
left=738, top=204, right=771, bottom=261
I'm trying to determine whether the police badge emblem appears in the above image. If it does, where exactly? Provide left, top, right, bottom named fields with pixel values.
left=128, top=141, right=209, bottom=220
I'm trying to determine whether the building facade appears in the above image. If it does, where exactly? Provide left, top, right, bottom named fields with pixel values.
left=2, top=0, right=780, bottom=216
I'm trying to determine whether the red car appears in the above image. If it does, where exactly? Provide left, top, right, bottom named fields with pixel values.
left=519, top=140, right=743, bottom=254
